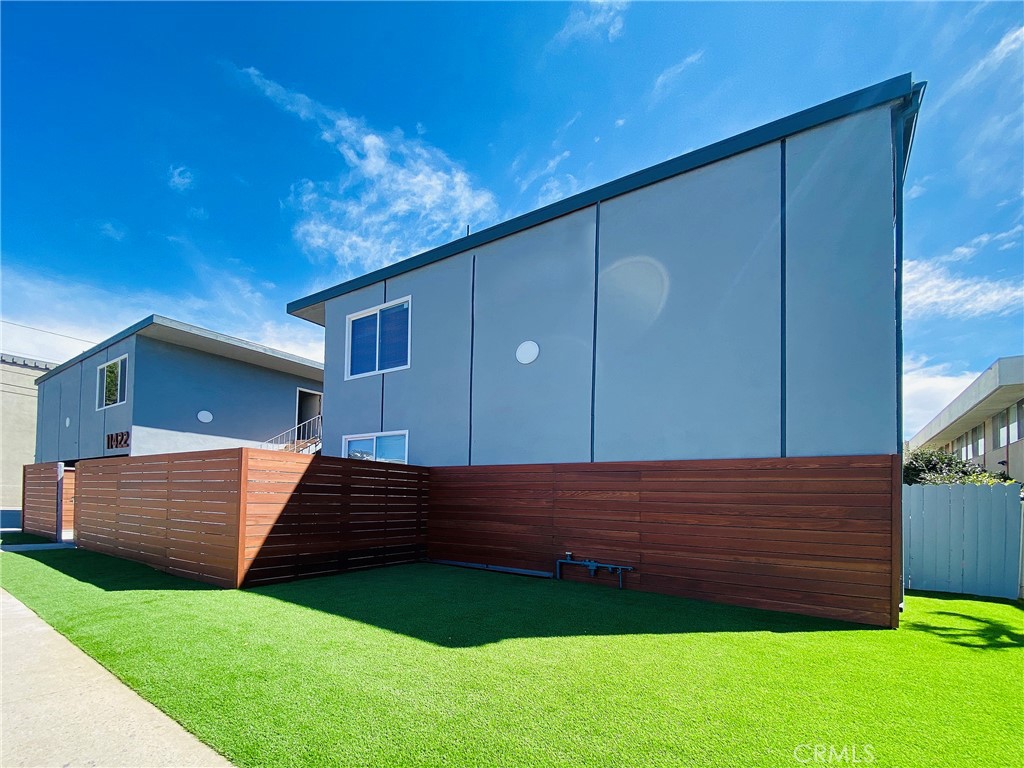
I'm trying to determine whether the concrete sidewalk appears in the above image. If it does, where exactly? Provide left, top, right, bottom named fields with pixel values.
left=1, top=589, right=232, bottom=767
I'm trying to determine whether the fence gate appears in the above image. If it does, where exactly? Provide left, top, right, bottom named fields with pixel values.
left=903, top=483, right=1023, bottom=599
left=21, top=462, right=74, bottom=541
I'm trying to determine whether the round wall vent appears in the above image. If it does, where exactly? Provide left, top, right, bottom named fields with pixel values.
left=516, top=340, right=540, bottom=365
left=197, top=410, right=214, bottom=424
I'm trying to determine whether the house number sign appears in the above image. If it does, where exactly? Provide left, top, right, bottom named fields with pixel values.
left=106, top=431, right=130, bottom=450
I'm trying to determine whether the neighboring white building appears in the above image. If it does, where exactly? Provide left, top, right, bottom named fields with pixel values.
left=908, top=356, right=1024, bottom=482
left=1, top=353, right=58, bottom=524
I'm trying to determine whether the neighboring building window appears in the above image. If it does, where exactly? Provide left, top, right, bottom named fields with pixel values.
left=346, top=297, right=411, bottom=379
left=970, top=425, right=984, bottom=458
left=1011, top=399, right=1024, bottom=444
left=955, top=434, right=967, bottom=461
left=993, top=410, right=1007, bottom=450
left=343, top=431, right=408, bottom=464
left=96, top=356, right=127, bottom=410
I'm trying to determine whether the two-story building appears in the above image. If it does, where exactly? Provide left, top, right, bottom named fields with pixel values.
left=35, top=315, right=324, bottom=463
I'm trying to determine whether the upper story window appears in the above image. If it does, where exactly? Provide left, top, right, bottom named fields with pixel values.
left=993, top=410, right=1008, bottom=450
left=970, top=424, right=984, bottom=458
left=346, top=297, right=411, bottom=379
left=1010, top=398, right=1024, bottom=444
left=96, top=356, right=127, bottom=410
left=343, top=431, right=408, bottom=464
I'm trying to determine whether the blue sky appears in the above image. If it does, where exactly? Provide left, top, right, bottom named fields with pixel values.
left=1, top=1, right=1021, bottom=438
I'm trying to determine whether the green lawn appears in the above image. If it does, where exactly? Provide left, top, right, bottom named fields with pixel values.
left=0, top=531, right=51, bottom=545
left=1, top=549, right=1020, bottom=768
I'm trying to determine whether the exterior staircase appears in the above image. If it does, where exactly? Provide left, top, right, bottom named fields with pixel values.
left=260, top=414, right=322, bottom=454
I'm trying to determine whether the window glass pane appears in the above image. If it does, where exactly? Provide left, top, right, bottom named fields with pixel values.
left=346, top=438, right=374, bottom=460
left=118, top=359, right=127, bottom=404
left=349, top=314, right=378, bottom=376
left=1011, top=402, right=1021, bottom=443
left=375, top=434, right=407, bottom=463
left=103, top=361, right=120, bottom=407
left=378, top=302, right=409, bottom=371
left=994, top=411, right=1007, bottom=449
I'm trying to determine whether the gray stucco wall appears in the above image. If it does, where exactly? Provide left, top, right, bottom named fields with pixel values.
left=322, top=284, right=386, bottom=456
left=383, top=253, right=473, bottom=466
left=131, top=336, right=322, bottom=452
left=785, top=106, right=896, bottom=456
left=595, top=143, right=782, bottom=461
left=320, top=105, right=901, bottom=466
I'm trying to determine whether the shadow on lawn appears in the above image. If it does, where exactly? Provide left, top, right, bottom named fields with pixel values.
left=249, top=563, right=866, bottom=646
left=903, top=612, right=1023, bottom=650
left=9, top=550, right=866, bottom=646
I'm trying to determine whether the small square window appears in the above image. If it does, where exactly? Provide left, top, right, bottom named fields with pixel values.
left=345, top=297, right=410, bottom=379
left=343, top=431, right=408, bottom=464
left=96, top=356, right=127, bottom=410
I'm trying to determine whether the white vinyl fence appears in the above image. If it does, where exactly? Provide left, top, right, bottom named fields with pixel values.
left=903, top=483, right=1023, bottom=599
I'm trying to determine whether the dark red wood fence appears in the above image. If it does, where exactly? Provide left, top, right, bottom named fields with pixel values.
left=429, top=456, right=901, bottom=627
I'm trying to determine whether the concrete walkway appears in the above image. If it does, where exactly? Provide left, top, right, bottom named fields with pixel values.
left=1, top=589, right=232, bottom=767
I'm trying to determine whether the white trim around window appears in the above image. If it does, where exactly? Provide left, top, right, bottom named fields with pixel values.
left=344, top=295, right=412, bottom=381
left=95, top=354, right=128, bottom=411
left=342, top=430, right=409, bottom=464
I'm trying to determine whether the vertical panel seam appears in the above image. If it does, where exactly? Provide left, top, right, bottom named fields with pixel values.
left=469, top=253, right=476, bottom=466
left=590, top=202, right=601, bottom=463
left=780, top=140, right=788, bottom=458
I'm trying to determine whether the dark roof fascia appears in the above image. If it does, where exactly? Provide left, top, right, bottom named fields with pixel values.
left=34, top=315, right=324, bottom=385
left=287, top=73, right=917, bottom=325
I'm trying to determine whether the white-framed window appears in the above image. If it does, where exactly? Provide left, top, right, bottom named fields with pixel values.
left=96, top=355, right=127, bottom=410
left=1011, top=399, right=1024, bottom=444
left=970, top=424, right=985, bottom=458
left=345, top=296, right=411, bottom=380
left=993, top=410, right=1008, bottom=450
left=343, top=431, right=409, bottom=464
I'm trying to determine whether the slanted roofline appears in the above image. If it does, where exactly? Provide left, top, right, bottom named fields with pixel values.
left=288, top=73, right=923, bottom=327
left=35, top=315, right=324, bottom=385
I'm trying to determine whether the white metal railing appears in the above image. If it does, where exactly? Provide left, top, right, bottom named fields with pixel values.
left=261, top=414, right=322, bottom=454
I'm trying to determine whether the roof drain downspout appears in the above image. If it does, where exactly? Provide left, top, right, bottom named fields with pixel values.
left=891, top=80, right=926, bottom=616
left=556, top=552, right=634, bottom=589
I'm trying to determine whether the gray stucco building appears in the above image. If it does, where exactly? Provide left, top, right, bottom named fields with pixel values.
left=34, top=315, right=323, bottom=463
left=2, top=353, right=57, bottom=523
left=286, top=75, right=923, bottom=469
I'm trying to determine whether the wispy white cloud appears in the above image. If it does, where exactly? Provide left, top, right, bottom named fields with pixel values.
left=903, top=355, right=981, bottom=439
left=903, top=259, right=1023, bottom=320
left=0, top=261, right=325, bottom=364
left=934, top=25, right=1024, bottom=110
left=536, top=174, right=581, bottom=207
left=517, top=150, right=571, bottom=193
left=98, top=220, right=127, bottom=241
left=553, top=1, right=629, bottom=45
left=187, top=206, right=209, bottom=221
left=935, top=224, right=1023, bottom=263
left=614, top=117, right=626, bottom=128
left=168, top=165, right=195, bottom=192
left=651, top=50, right=704, bottom=103
left=240, top=66, right=497, bottom=280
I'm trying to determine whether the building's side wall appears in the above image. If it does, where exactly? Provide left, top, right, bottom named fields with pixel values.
left=383, top=254, right=473, bottom=466
left=596, top=144, right=781, bottom=461
left=471, top=208, right=597, bottom=465
left=322, top=284, right=386, bottom=456
left=785, top=107, right=897, bottom=456
left=1, top=361, right=46, bottom=511
left=321, top=105, right=899, bottom=466
left=131, top=337, right=322, bottom=455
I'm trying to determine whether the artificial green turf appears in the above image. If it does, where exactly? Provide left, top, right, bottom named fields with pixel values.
left=1, top=550, right=1021, bottom=768
left=0, top=531, right=51, bottom=545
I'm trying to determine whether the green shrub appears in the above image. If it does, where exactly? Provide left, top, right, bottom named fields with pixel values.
left=902, top=447, right=1011, bottom=486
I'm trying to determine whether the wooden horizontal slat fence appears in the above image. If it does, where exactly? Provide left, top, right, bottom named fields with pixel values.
left=429, top=455, right=901, bottom=627
left=22, top=462, right=61, bottom=540
left=21, top=463, right=73, bottom=540
left=67, top=447, right=899, bottom=626
left=74, top=450, right=244, bottom=587
left=71, top=448, right=430, bottom=588
left=242, top=450, right=429, bottom=585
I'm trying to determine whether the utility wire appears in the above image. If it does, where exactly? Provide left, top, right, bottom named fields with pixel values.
left=0, top=319, right=99, bottom=344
